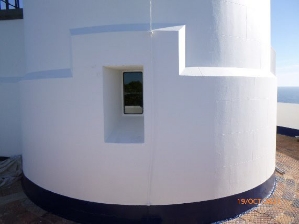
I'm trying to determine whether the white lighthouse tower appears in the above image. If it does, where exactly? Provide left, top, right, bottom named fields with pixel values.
left=21, top=0, right=276, bottom=223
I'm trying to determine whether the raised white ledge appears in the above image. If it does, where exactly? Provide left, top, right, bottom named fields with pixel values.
left=180, top=67, right=275, bottom=77
left=152, top=25, right=185, bottom=32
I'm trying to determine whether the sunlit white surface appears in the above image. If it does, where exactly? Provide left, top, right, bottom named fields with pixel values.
left=19, top=0, right=276, bottom=206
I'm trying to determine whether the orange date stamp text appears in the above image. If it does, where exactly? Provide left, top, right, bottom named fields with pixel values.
left=237, top=198, right=280, bottom=205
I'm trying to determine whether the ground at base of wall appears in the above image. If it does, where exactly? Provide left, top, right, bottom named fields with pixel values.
left=0, top=134, right=298, bottom=224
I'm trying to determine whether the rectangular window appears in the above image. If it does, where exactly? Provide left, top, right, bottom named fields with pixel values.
left=123, top=72, right=143, bottom=114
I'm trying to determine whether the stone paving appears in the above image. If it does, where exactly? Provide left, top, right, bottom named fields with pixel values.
left=0, top=134, right=298, bottom=224
left=223, top=134, right=299, bottom=224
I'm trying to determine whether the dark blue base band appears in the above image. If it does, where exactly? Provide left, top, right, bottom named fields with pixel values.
left=22, top=173, right=275, bottom=224
left=0, top=157, right=9, bottom=161
left=277, top=126, right=299, bottom=137
left=0, top=9, right=23, bottom=20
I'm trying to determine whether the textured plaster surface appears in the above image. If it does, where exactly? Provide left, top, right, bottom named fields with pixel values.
left=0, top=134, right=298, bottom=223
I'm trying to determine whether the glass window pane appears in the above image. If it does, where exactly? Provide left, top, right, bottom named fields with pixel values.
left=123, top=72, right=143, bottom=114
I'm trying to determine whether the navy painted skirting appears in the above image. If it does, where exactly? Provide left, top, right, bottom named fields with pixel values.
left=277, top=126, right=299, bottom=137
left=0, top=157, right=9, bottom=161
left=22, top=173, right=275, bottom=224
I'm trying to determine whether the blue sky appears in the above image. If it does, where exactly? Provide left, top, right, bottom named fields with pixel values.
left=0, top=0, right=22, bottom=9
left=272, top=0, right=299, bottom=86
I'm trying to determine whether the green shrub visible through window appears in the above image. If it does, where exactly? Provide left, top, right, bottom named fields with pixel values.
left=123, top=72, right=143, bottom=114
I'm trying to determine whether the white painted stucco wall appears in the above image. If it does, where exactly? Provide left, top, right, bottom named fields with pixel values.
left=0, top=20, right=25, bottom=78
left=23, top=0, right=271, bottom=73
left=277, top=103, right=299, bottom=131
left=0, top=19, right=24, bottom=156
left=21, top=0, right=276, bottom=206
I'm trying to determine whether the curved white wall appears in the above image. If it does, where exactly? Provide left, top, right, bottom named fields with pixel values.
left=24, top=0, right=271, bottom=73
left=21, top=0, right=276, bottom=206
